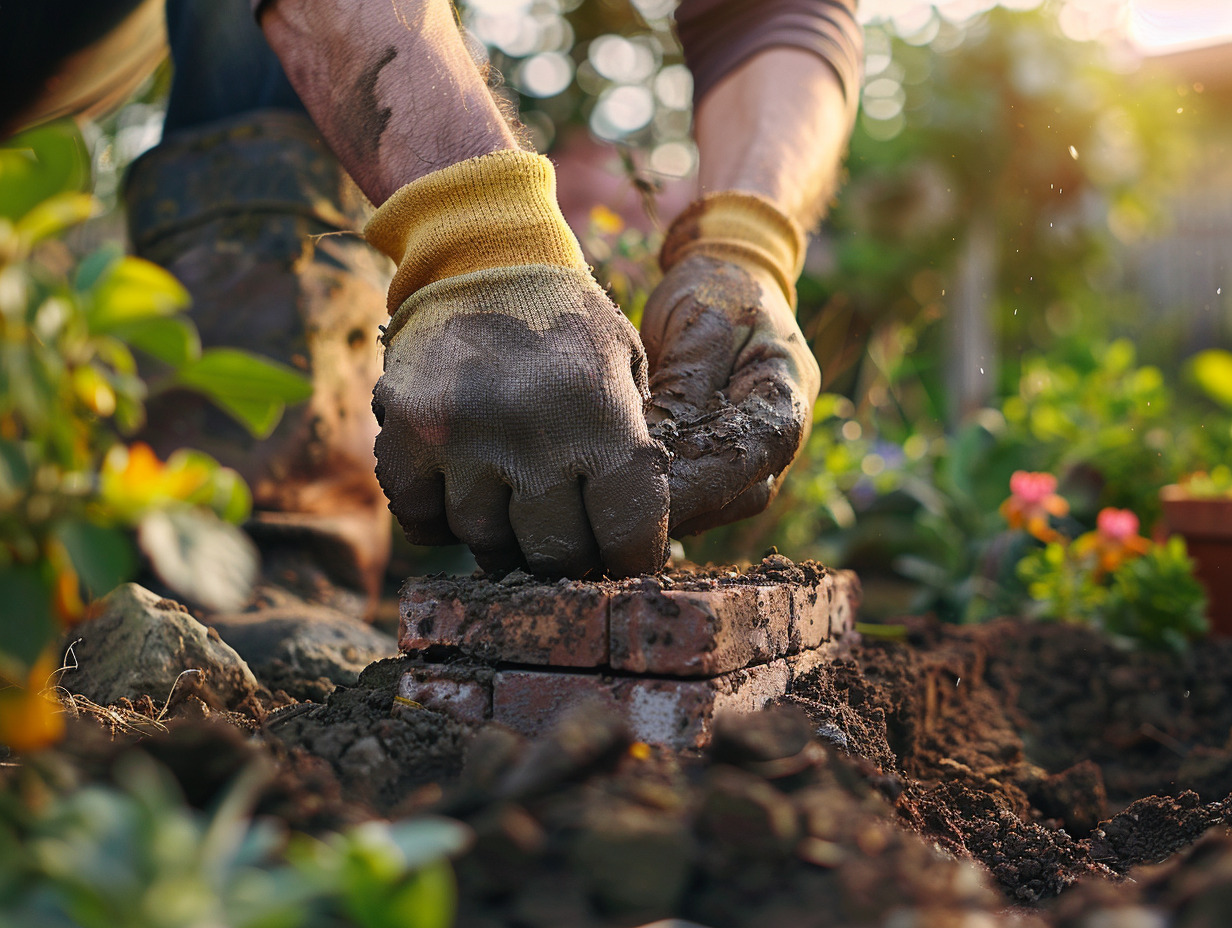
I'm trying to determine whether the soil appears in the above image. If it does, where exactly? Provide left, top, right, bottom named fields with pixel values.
left=14, top=605, right=1232, bottom=927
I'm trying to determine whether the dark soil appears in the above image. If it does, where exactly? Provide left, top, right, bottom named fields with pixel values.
left=21, top=609, right=1232, bottom=927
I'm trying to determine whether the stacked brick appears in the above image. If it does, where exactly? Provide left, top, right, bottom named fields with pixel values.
left=397, top=557, right=860, bottom=748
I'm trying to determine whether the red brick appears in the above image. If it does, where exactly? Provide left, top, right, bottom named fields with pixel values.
left=790, top=569, right=861, bottom=650
left=397, top=660, right=493, bottom=724
left=491, top=660, right=796, bottom=749
left=400, top=579, right=609, bottom=667
left=609, top=584, right=793, bottom=677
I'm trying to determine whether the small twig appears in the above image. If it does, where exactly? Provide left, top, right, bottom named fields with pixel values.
left=154, top=669, right=203, bottom=724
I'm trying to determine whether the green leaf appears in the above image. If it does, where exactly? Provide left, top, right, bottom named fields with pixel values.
left=1189, top=349, right=1232, bottom=410
left=0, top=121, right=90, bottom=222
left=88, top=257, right=190, bottom=331
left=15, top=192, right=97, bottom=245
left=137, top=508, right=257, bottom=612
left=74, top=244, right=124, bottom=292
left=175, top=349, right=313, bottom=439
left=111, top=316, right=201, bottom=367
left=386, top=818, right=472, bottom=871
left=54, top=520, right=137, bottom=600
left=0, top=564, right=56, bottom=671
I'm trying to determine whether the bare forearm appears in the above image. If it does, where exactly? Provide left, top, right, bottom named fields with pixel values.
left=259, top=0, right=518, bottom=205
left=694, top=47, right=850, bottom=228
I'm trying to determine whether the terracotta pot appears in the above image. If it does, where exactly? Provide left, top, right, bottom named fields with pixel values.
left=1160, top=487, right=1232, bottom=636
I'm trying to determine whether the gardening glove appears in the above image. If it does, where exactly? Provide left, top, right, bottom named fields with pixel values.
left=364, top=150, right=669, bottom=578
left=642, top=191, right=821, bottom=536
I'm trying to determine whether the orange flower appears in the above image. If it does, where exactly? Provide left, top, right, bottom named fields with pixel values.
left=0, top=652, right=65, bottom=753
left=589, top=204, right=625, bottom=236
left=99, top=442, right=211, bottom=521
left=1073, top=507, right=1151, bottom=578
left=1000, top=471, right=1069, bottom=543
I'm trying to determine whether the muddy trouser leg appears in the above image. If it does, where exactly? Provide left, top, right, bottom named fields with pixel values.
left=127, top=0, right=393, bottom=612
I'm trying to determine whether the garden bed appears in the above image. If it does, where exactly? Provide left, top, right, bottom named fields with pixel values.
left=13, top=602, right=1232, bottom=927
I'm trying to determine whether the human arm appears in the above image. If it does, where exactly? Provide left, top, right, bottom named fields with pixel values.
left=256, top=0, right=670, bottom=575
left=643, top=6, right=861, bottom=534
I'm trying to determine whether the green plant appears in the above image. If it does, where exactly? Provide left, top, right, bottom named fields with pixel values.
left=0, top=754, right=470, bottom=928
left=1176, top=465, right=1232, bottom=499
left=0, top=121, right=312, bottom=750
left=1016, top=500, right=1207, bottom=651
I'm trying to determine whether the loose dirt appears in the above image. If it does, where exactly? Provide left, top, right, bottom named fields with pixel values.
left=20, top=602, right=1232, bottom=927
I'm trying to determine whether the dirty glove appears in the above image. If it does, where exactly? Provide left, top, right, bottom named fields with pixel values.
left=364, top=150, right=669, bottom=577
left=642, top=192, right=821, bottom=536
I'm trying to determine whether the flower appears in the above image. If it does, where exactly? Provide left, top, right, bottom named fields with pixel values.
left=589, top=204, right=625, bottom=236
left=1073, top=507, right=1151, bottom=577
left=99, top=442, right=211, bottom=522
left=1000, top=471, right=1069, bottom=543
left=0, top=652, right=65, bottom=753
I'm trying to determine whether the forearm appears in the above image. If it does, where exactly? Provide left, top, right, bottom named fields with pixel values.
left=694, top=47, right=850, bottom=229
left=258, top=0, right=518, bottom=205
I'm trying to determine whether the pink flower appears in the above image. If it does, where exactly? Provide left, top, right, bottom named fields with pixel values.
left=1096, top=507, right=1140, bottom=543
left=1074, top=507, right=1151, bottom=577
left=1009, top=471, right=1058, bottom=505
left=1001, top=471, right=1069, bottom=543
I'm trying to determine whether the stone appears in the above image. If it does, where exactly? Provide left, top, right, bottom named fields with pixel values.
left=62, top=583, right=259, bottom=709
left=208, top=600, right=397, bottom=701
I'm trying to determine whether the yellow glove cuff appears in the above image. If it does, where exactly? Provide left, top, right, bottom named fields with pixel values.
left=364, top=150, right=587, bottom=313
left=659, top=191, right=806, bottom=309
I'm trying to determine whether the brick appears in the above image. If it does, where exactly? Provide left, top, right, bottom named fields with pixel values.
left=609, top=584, right=793, bottom=677
left=397, top=660, right=493, bottom=724
left=400, top=577, right=609, bottom=667
left=398, top=561, right=861, bottom=679
left=791, top=569, right=861, bottom=650
left=491, top=661, right=796, bottom=749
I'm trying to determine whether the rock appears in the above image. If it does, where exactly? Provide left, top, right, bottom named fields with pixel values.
left=63, top=583, right=259, bottom=709
left=208, top=600, right=397, bottom=701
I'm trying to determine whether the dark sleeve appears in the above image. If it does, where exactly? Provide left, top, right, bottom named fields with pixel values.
left=674, top=0, right=863, bottom=118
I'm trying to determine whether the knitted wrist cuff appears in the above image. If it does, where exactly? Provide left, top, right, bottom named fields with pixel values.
left=364, top=150, right=587, bottom=313
left=659, top=191, right=806, bottom=308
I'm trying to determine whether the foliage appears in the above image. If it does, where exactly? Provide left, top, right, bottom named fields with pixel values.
left=0, top=121, right=312, bottom=751
left=1009, top=482, right=1207, bottom=650
left=0, top=755, right=469, bottom=928
left=1176, top=465, right=1232, bottom=500
left=1019, top=532, right=1207, bottom=652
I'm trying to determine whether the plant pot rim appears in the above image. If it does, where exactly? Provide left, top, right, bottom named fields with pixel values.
left=1160, top=487, right=1232, bottom=539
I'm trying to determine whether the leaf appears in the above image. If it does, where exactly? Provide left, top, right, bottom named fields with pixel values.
left=112, top=316, right=201, bottom=367
left=74, top=244, right=124, bottom=292
left=88, top=256, right=190, bottom=331
left=0, top=121, right=90, bottom=222
left=386, top=818, right=473, bottom=871
left=15, top=192, right=97, bottom=245
left=175, top=349, right=313, bottom=438
left=1189, top=349, right=1232, bottom=410
left=54, top=520, right=137, bottom=600
left=137, top=508, right=258, bottom=613
left=0, top=564, right=57, bottom=671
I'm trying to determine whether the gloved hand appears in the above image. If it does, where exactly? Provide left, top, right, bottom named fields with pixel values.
left=364, top=150, right=669, bottom=578
left=641, top=192, right=821, bottom=536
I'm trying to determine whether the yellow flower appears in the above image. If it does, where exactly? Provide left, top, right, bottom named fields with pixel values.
left=1000, top=471, right=1069, bottom=543
left=100, top=442, right=211, bottom=521
left=589, top=204, right=625, bottom=236
left=1073, top=507, right=1151, bottom=578
left=0, top=652, right=65, bottom=754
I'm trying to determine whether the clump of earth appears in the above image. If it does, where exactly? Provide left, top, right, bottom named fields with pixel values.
left=16, top=574, right=1232, bottom=927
